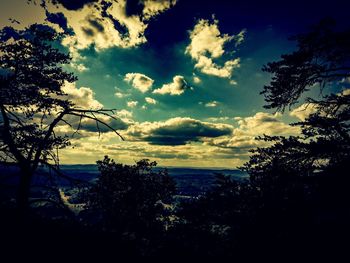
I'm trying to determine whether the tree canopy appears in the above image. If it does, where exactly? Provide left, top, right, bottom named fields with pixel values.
left=85, top=156, right=176, bottom=239
left=0, top=24, right=123, bottom=213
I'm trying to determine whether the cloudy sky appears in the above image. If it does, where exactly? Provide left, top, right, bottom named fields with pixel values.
left=1, top=0, right=349, bottom=168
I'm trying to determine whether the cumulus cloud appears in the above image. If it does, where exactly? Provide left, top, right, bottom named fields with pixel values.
left=14, top=0, right=174, bottom=70
left=234, top=112, right=299, bottom=136
left=125, top=117, right=233, bottom=145
left=116, top=109, right=133, bottom=119
left=153, top=75, right=190, bottom=95
left=142, top=0, right=177, bottom=19
left=145, top=97, right=157, bottom=104
left=127, top=100, right=138, bottom=108
left=0, top=1, right=177, bottom=70
left=185, top=18, right=245, bottom=79
left=205, top=112, right=300, bottom=153
left=54, top=83, right=133, bottom=136
left=289, top=103, right=318, bottom=121
left=47, top=0, right=176, bottom=50
left=56, top=112, right=298, bottom=167
left=124, top=73, right=154, bottom=93
left=61, top=82, right=103, bottom=109
left=193, top=75, right=201, bottom=84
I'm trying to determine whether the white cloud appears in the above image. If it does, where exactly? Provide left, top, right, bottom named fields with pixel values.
left=124, top=73, right=154, bottom=93
left=47, top=0, right=177, bottom=50
left=127, top=100, right=138, bottom=108
left=0, top=0, right=176, bottom=68
left=193, top=76, right=201, bottom=84
left=114, top=92, right=125, bottom=98
left=205, top=112, right=300, bottom=151
left=71, top=62, right=89, bottom=72
left=142, top=0, right=177, bottom=19
left=235, top=112, right=299, bottom=136
left=205, top=101, right=219, bottom=107
left=116, top=109, right=133, bottom=119
left=185, top=18, right=245, bottom=79
left=62, top=82, right=103, bottom=109
left=153, top=75, right=190, bottom=95
left=0, top=1, right=177, bottom=79
left=145, top=97, right=157, bottom=104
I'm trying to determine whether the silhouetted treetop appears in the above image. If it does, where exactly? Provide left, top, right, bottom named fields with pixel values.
left=262, top=18, right=350, bottom=111
left=85, top=156, right=176, bottom=236
left=0, top=24, right=123, bottom=214
left=0, top=24, right=75, bottom=111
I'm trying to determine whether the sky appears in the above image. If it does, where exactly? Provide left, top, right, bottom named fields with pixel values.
left=1, top=0, right=350, bottom=168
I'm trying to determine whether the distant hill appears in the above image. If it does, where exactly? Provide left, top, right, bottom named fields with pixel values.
left=0, top=164, right=248, bottom=197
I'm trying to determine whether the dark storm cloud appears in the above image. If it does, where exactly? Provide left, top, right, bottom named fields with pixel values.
left=129, top=118, right=233, bottom=145
left=79, top=117, right=130, bottom=133
left=153, top=121, right=231, bottom=138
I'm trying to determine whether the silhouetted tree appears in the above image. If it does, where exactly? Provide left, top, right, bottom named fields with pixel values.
left=242, top=18, right=350, bottom=250
left=84, top=156, right=176, bottom=241
left=261, top=18, right=350, bottom=111
left=0, top=24, right=123, bottom=215
left=245, top=18, right=350, bottom=186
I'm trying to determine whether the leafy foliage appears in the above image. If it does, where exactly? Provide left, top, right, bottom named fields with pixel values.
left=85, top=156, right=176, bottom=238
left=241, top=18, right=350, bottom=253
left=0, top=24, right=122, bottom=212
left=262, top=18, right=350, bottom=111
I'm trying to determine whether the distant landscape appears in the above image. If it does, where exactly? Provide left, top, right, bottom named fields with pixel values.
left=1, top=164, right=248, bottom=197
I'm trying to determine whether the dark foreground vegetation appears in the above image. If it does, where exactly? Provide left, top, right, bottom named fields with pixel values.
left=1, top=18, right=350, bottom=259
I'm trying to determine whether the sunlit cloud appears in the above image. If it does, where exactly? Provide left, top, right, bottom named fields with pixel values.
left=193, top=75, right=201, bottom=84
left=127, top=100, right=139, bottom=108
left=153, top=75, right=190, bottom=95
left=289, top=103, right=318, bottom=121
left=124, top=73, right=154, bottom=93
left=205, top=101, right=219, bottom=107
left=185, top=18, right=245, bottom=79
left=145, top=97, right=157, bottom=104
left=50, top=0, right=177, bottom=50
left=4, top=0, right=176, bottom=70
left=205, top=112, right=300, bottom=152
left=62, top=82, right=103, bottom=109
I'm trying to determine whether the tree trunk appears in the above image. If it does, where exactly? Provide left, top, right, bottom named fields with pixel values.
left=17, top=167, right=33, bottom=220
